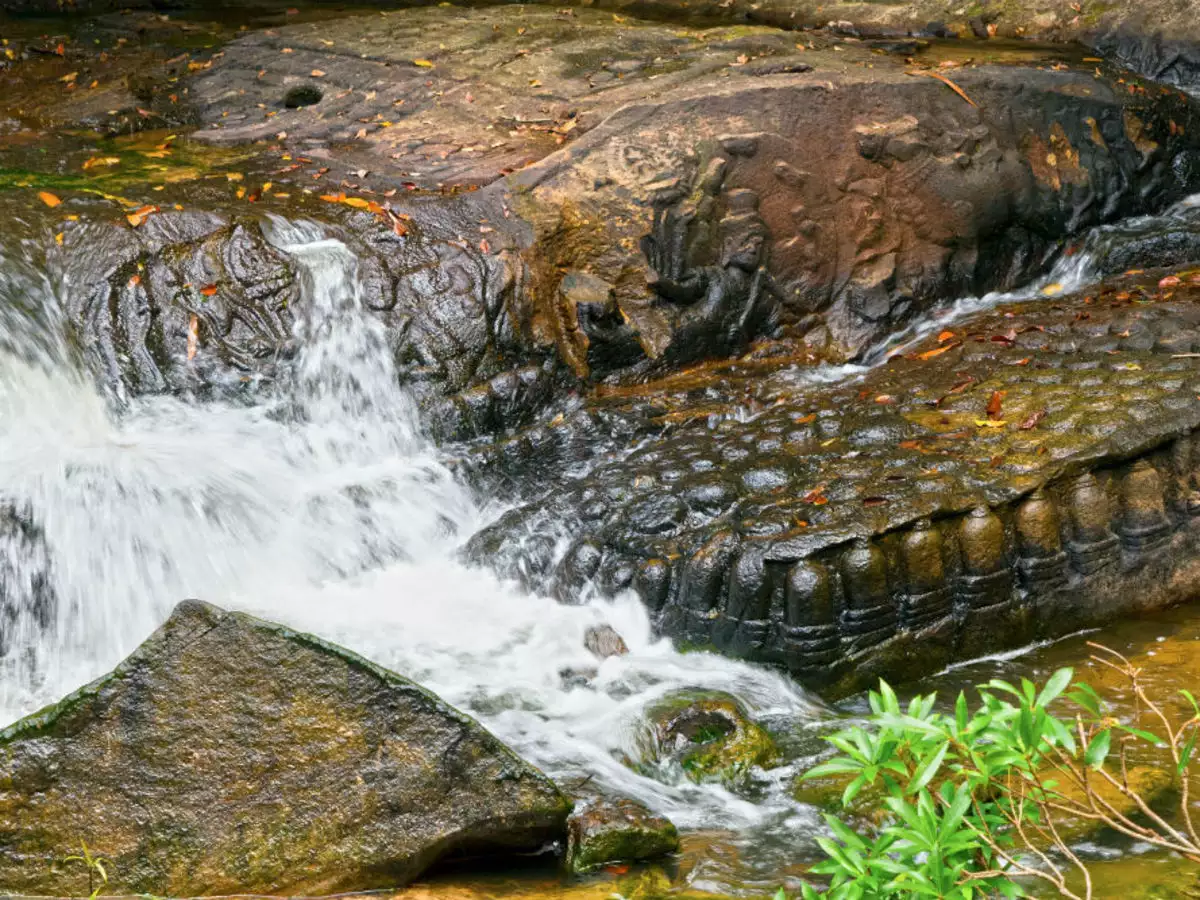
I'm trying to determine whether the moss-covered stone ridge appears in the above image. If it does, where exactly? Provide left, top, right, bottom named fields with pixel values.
left=0, top=600, right=573, bottom=897
left=566, top=796, right=680, bottom=873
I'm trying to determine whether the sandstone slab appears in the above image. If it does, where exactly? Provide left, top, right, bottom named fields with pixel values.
left=0, top=600, right=571, bottom=897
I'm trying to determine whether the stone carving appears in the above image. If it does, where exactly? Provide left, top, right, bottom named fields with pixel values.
left=639, top=160, right=781, bottom=367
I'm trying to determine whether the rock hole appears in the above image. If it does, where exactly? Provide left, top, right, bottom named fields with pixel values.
left=284, top=85, right=324, bottom=109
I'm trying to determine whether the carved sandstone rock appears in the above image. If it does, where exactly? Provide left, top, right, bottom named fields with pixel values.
left=0, top=600, right=572, bottom=897
left=468, top=270, right=1200, bottom=696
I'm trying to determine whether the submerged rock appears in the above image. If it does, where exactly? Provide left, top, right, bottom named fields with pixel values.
left=566, top=797, right=680, bottom=873
left=0, top=600, right=572, bottom=897
left=641, top=691, right=781, bottom=786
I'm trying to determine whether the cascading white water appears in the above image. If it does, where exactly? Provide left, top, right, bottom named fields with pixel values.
left=0, top=218, right=822, bottom=872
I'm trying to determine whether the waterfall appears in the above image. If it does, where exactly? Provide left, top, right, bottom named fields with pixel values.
left=0, top=217, right=819, bottom=851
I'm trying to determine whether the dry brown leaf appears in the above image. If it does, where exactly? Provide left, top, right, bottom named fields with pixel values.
left=126, top=205, right=159, bottom=228
left=1019, top=409, right=1047, bottom=430
left=917, top=341, right=960, bottom=360
left=986, top=390, right=1005, bottom=419
left=907, top=69, right=977, bottom=107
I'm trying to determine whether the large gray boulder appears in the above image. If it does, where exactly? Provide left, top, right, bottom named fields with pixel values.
left=0, top=600, right=572, bottom=897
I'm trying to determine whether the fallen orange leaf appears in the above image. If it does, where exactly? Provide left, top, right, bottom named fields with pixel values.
left=200, top=284, right=218, bottom=297
left=126, top=205, right=159, bottom=228
left=38, top=191, right=62, bottom=208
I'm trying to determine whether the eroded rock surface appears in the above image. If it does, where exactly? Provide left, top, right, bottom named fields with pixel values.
left=180, top=6, right=1200, bottom=369
left=470, top=268, right=1200, bottom=695
left=0, top=600, right=571, bottom=897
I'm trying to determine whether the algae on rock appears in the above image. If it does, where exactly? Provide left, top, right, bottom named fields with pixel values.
left=0, top=600, right=572, bottom=897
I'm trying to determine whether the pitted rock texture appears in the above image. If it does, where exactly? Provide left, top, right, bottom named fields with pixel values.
left=42, top=198, right=563, bottom=440
left=0, top=600, right=572, bottom=897
left=180, top=6, right=1200, bottom=374
left=468, top=269, right=1200, bottom=695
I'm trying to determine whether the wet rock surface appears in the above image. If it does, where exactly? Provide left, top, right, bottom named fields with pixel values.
left=566, top=797, right=679, bottom=873
left=3, top=6, right=1200, bottom=409
left=638, top=690, right=781, bottom=785
left=0, top=600, right=572, bottom=897
left=471, top=268, right=1200, bottom=695
left=181, top=6, right=1200, bottom=365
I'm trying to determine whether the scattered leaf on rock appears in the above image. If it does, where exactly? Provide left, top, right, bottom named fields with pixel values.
left=37, top=192, right=62, bottom=208
left=916, top=342, right=959, bottom=360
left=200, top=284, right=218, bottom=297
left=413, top=59, right=435, bottom=68
left=126, top=205, right=159, bottom=228
left=1019, top=410, right=1047, bottom=430
left=986, top=390, right=1006, bottom=419
left=862, top=496, right=889, bottom=508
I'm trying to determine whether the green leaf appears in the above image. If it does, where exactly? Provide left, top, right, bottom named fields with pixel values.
left=1084, top=729, right=1111, bottom=768
left=955, top=692, right=969, bottom=734
left=804, top=759, right=863, bottom=780
left=1181, top=689, right=1200, bottom=717
left=907, top=741, right=949, bottom=795
left=774, top=888, right=788, bottom=900
left=1035, top=668, right=1073, bottom=708
left=1179, top=729, right=1198, bottom=776
left=1067, top=683, right=1104, bottom=718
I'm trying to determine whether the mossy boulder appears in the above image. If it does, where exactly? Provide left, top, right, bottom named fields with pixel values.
left=0, top=600, right=572, bottom=897
left=640, top=691, right=781, bottom=786
left=566, top=797, right=680, bottom=873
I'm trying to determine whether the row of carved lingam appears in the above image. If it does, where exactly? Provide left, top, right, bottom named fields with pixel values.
left=634, top=438, right=1200, bottom=683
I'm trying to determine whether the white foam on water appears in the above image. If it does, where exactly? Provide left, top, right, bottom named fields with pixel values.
left=0, top=219, right=819, bottom=841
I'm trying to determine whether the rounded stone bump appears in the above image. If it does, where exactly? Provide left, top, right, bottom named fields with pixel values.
left=1172, top=436, right=1192, bottom=478
left=901, top=519, right=945, bottom=595
left=1121, top=460, right=1168, bottom=532
left=958, top=506, right=1006, bottom=576
left=840, top=539, right=890, bottom=611
left=636, top=558, right=672, bottom=612
left=785, top=559, right=834, bottom=627
left=564, top=539, right=603, bottom=583
left=727, top=550, right=771, bottom=622
left=1067, top=472, right=1113, bottom=544
left=681, top=530, right=739, bottom=613
left=1015, top=489, right=1063, bottom=559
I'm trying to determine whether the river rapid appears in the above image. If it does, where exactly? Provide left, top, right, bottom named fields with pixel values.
left=3, top=179, right=1200, bottom=895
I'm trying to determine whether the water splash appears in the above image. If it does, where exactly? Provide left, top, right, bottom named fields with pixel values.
left=0, top=218, right=820, bottom=856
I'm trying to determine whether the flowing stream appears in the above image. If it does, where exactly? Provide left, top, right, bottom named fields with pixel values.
left=0, top=216, right=825, bottom=890
left=2, top=196, right=1200, bottom=893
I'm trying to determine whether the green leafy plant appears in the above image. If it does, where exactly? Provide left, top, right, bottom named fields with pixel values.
left=794, top=644, right=1200, bottom=899
left=62, top=840, right=109, bottom=899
